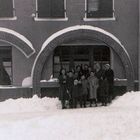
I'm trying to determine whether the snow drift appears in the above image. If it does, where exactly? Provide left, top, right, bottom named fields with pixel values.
left=0, top=91, right=140, bottom=140
left=0, top=95, right=60, bottom=114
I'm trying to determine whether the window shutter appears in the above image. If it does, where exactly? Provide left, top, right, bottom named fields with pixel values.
left=0, top=0, right=13, bottom=17
left=51, top=0, right=65, bottom=18
left=38, top=0, right=51, bottom=18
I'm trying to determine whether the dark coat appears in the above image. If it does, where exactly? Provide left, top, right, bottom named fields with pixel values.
left=104, top=68, right=114, bottom=97
left=66, top=77, right=74, bottom=95
left=104, top=68, right=114, bottom=85
left=81, top=79, right=88, bottom=95
left=83, top=69, right=89, bottom=79
left=99, top=79, right=109, bottom=97
left=72, top=85, right=79, bottom=98
left=58, top=74, right=69, bottom=100
left=67, top=77, right=74, bottom=89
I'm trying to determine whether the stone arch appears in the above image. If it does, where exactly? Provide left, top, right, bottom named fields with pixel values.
left=32, top=25, right=134, bottom=96
left=0, top=27, right=35, bottom=58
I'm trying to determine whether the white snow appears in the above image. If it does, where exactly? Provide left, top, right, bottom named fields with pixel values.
left=0, top=91, right=140, bottom=140
left=22, top=77, right=32, bottom=87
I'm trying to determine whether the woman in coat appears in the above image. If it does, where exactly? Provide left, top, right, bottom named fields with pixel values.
left=81, top=75, right=88, bottom=107
left=88, top=71, right=99, bottom=107
left=58, top=68, right=68, bottom=109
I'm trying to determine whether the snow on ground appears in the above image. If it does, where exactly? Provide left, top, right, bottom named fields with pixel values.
left=0, top=91, right=140, bottom=140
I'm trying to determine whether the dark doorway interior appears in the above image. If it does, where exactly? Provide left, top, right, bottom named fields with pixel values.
left=53, top=45, right=110, bottom=77
left=0, top=46, right=12, bottom=85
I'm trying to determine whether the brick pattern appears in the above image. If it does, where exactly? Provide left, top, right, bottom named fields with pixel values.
left=32, top=29, right=134, bottom=95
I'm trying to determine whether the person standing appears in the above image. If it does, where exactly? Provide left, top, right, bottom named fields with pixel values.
left=94, top=63, right=104, bottom=102
left=81, top=75, right=88, bottom=107
left=83, top=64, right=89, bottom=79
left=88, top=71, right=99, bottom=107
left=104, top=64, right=114, bottom=103
left=72, top=79, right=80, bottom=108
left=58, top=68, right=68, bottom=109
left=75, top=65, right=83, bottom=80
left=99, top=77, right=109, bottom=106
left=67, top=71, right=74, bottom=108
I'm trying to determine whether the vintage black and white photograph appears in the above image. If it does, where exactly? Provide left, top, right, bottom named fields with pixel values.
left=0, top=0, right=139, bottom=139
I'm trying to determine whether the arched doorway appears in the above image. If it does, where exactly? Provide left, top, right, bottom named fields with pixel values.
left=32, top=25, right=134, bottom=96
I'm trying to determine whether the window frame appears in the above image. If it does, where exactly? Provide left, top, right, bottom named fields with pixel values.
left=34, top=0, right=68, bottom=21
left=84, top=0, right=115, bottom=21
left=0, top=0, right=17, bottom=20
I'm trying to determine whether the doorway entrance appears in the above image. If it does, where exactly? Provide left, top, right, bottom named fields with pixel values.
left=32, top=26, right=134, bottom=95
left=53, top=45, right=110, bottom=77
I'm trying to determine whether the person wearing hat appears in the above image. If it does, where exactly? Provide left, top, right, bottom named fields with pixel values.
left=104, top=64, right=114, bottom=103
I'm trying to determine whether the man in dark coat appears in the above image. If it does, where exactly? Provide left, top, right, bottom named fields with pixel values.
left=66, top=71, right=74, bottom=108
left=58, top=68, right=68, bottom=109
left=104, top=64, right=114, bottom=103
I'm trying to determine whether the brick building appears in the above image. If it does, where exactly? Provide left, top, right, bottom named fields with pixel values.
left=0, top=0, right=139, bottom=99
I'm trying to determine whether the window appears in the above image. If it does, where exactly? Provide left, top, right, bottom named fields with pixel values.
left=37, top=0, right=66, bottom=18
left=53, top=45, right=110, bottom=77
left=0, top=46, right=12, bottom=85
left=0, top=0, right=14, bottom=18
left=87, top=0, right=113, bottom=18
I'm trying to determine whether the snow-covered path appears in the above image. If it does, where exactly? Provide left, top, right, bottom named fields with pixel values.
left=0, top=92, right=140, bottom=140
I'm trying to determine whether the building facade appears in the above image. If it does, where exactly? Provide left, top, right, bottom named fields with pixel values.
left=0, top=0, right=139, bottom=97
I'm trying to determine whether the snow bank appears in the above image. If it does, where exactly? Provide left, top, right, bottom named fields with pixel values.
left=0, top=92, right=140, bottom=140
left=0, top=95, right=61, bottom=114
left=0, top=91, right=140, bottom=114
left=111, top=91, right=140, bottom=108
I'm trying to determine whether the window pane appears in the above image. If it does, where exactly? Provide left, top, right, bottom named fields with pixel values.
left=88, top=0, right=99, bottom=12
left=38, top=0, right=51, bottom=18
left=38, top=0, right=65, bottom=18
left=87, top=0, right=113, bottom=18
left=51, top=0, right=65, bottom=18
left=0, top=0, right=13, bottom=17
left=99, top=0, right=113, bottom=17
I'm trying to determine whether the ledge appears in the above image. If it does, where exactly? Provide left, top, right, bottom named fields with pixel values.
left=0, top=16, right=17, bottom=20
left=40, top=79, right=128, bottom=88
left=34, top=17, right=68, bottom=21
left=83, top=17, right=116, bottom=21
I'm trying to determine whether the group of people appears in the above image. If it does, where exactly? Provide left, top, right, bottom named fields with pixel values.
left=58, top=63, right=114, bottom=109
